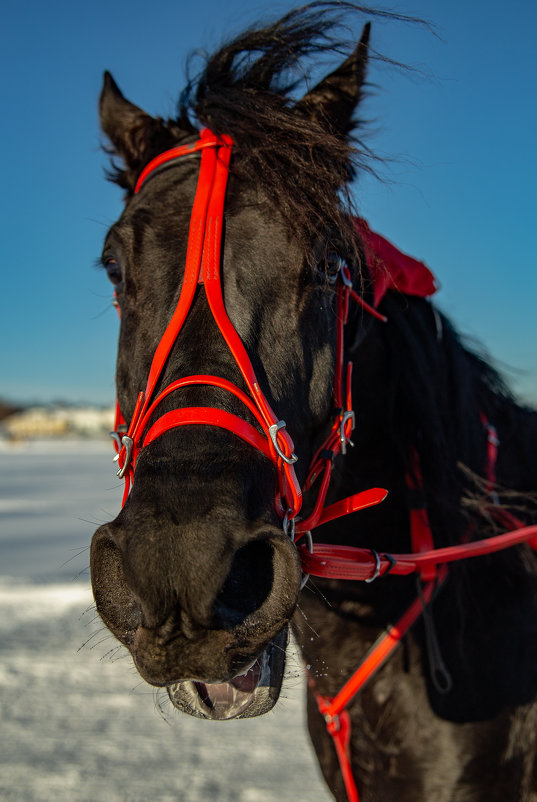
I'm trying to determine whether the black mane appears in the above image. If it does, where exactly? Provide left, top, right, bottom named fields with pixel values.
left=373, top=294, right=537, bottom=547
left=179, top=4, right=387, bottom=257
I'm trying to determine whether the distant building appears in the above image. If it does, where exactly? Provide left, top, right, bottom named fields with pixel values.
left=1, top=405, right=115, bottom=440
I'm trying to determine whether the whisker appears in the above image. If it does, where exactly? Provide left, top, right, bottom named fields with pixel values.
left=60, top=547, right=89, bottom=569
left=294, top=604, right=320, bottom=638
left=303, top=579, right=333, bottom=608
left=78, top=626, right=110, bottom=650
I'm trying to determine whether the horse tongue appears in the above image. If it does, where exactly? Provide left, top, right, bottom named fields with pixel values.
left=194, top=661, right=261, bottom=719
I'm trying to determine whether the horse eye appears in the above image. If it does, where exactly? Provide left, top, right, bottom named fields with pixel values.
left=325, top=251, right=343, bottom=283
left=105, top=258, right=123, bottom=286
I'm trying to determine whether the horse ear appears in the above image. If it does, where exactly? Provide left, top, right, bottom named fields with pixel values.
left=99, top=71, right=174, bottom=184
left=295, top=22, right=370, bottom=138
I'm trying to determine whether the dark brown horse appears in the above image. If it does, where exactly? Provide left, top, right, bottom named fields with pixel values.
left=91, top=5, right=537, bottom=799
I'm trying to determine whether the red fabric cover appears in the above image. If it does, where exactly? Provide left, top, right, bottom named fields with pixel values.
left=356, top=218, right=438, bottom=307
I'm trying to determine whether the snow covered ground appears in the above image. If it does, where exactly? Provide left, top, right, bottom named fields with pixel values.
left=0, top=440, right=332, bottom=801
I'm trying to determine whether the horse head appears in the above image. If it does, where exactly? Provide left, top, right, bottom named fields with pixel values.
left=90, top=20, right=371, bottom=720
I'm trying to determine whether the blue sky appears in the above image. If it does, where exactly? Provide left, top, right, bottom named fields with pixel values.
left=2, top=0, right=536, bottom=407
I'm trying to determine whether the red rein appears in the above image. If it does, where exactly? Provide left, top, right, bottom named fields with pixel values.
left=111, top=129, right=537, bottom=802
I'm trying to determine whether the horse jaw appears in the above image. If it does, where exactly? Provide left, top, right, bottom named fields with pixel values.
left=166, top=628, right=288, bottom=719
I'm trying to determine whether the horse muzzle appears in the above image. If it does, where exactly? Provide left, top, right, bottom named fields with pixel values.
left=90, top=513, right=302, bottom=718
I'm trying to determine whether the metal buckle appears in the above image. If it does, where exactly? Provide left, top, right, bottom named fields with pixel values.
left=115, top=435, right=133, bottom=479
left=284, top=513, right=313, bottom=591
left=365, top=549, right=381, bottom=583
left=109, top=425, right=128, bottom=452
left=109, top=431, right=122, bottom=452
left=268, top=421, right=298, bottom=465
left=339, top=410, right=355, bottom=455
left=282, top=511, right=295, bottom=540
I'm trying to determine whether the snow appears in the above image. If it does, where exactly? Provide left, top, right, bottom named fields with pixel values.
left=0, top=441, right=332, bottom=801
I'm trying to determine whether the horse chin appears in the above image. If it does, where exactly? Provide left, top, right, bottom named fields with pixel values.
left=166, top=627, right=288, bottom=720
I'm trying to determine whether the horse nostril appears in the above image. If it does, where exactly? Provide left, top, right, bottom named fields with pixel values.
left=90, top=524, right=142, bottom=646
left=214, top=539, right=274, bottom=629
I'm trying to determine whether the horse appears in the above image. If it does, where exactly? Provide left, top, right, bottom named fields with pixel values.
left=90, top=5, right=537, bottom=800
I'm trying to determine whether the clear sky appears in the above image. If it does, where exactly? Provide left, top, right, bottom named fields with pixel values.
left=2, top=0, right=536, bottom=407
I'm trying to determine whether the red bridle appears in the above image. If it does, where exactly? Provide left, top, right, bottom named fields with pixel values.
left=111, top=125, right=537, bottom=581
left=112, top=128, right=385, bottom=538
left=110, top=128, right=537, bottom=802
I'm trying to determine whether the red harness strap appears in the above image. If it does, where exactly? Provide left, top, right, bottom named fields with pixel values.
left=309, top=420, right=537, bottom=802
left=313, top=576, right=442, bottom=802
left=299, top=519, right=537, bottom=582
left=311, top=457, right=444, bottom=802
left=298, top=405, right=537, bottom=584
left=406, top=450, right=437, bottom=582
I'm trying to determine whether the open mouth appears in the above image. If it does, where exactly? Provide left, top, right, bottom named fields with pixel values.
left=192, top=658, right=262, bottom=719
left=166, top=628, right=288, bottom=719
